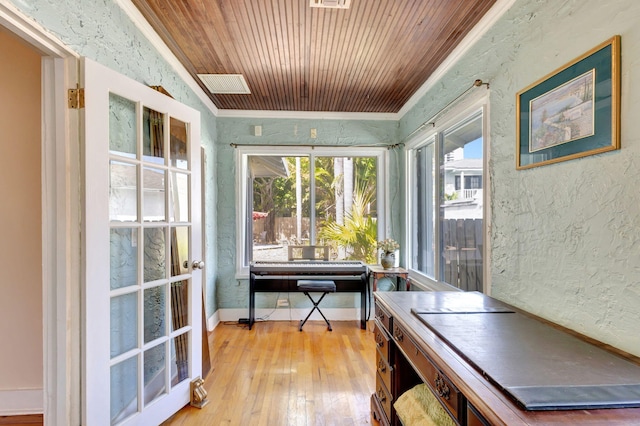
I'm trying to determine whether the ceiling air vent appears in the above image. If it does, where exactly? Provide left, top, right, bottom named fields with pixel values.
left=310, top=0, right=351, bottom=9
left=197, top=74, right=251, bottom=94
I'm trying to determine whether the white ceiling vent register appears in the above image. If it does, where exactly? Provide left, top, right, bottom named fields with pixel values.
left=310, top=0, right=351, bottom=9
left=197, top=74, right=251, bottom=94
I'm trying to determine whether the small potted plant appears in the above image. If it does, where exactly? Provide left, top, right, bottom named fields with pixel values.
left=377, top=238, right=399, bottom=269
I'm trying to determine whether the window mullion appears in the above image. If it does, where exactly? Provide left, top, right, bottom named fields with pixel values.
left=434, top=131, right=443, bottom=283
left=309, top=154, right=316, bottom=244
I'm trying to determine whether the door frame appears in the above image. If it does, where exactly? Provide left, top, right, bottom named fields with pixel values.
left=0, top=3, right=80, bottom=425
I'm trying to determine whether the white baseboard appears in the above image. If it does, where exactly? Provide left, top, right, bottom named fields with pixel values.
left=216, top=307, right=362, bottom=323
left=0, top=389, right=43, bottom=415
left=206, top=311, right=219, bottom=331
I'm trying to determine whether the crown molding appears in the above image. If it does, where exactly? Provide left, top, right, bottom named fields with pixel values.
left=216, top=109, right=398, bottom=121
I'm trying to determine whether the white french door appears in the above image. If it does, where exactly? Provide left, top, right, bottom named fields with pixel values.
left=82, top=58, right=202, bottom=425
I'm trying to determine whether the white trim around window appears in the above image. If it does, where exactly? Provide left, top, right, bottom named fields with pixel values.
left=235, top=145, right=388, bottom=278
left=404, top=89, right=490, bottom=292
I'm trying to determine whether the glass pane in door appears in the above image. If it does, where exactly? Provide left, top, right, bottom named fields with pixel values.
left=170, top=226, right=189, bottom=277
left=143, top=107, right=165, bottom=164
left=144, top=343, right=167, bottom=406
left=170, top=117, right=188, bottom=170
left=169, top=172, right=189, bottom=223
left=110, top=293, right=137, bottom=358
left=110, top=356, right=138, bottom=424
left=109, top=93, right=137, bottom=157
left=170, top=281, right=189, bottom=332
left=144, top=227, right=165, bottom=283
left=143, top=167, right=166, bottom=222
left=110, top=228, right=138, bottom=290
left=171, top=333, right=190, bottom=386
left=144, top=285, right=166, bottom=343
left=110, top=161, right=137, bottom=222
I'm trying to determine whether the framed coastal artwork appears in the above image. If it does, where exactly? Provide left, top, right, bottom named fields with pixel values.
left=516, top=35, right=620, bottom=169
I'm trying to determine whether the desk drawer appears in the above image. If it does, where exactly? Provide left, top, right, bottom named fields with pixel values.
left=375, top=372, right=393, bottom=422
left=393, top=322, right=462, bottom=422
left=371, top=393, right=390, bottom=426
left=467, top=403, right=490, bottom=426
left=374, top=302, right=392, bottom=334
left=376, top=347, right=393, bottom=392
left=374, top=321, right=392, bottom=362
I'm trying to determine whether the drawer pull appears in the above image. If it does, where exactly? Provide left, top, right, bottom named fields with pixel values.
left=434, top=372, right=451, bottom=400
left=377, top=387, right=387, bottom=403
left=375, top=333, right=385, bottom=347
left=377, top=358, right=386, bottom=373
left=394, top=326, right=404, bottom=342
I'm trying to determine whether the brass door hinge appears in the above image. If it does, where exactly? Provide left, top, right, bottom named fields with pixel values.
left=68, top=88, right=85, bottom=109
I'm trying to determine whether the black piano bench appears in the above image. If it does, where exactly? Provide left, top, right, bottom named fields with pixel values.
left=297, top=280, right=336, bottom=331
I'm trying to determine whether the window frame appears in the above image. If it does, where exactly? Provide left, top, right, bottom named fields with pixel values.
left=235, top=145, right=388, bottom=278
left=404, top=92, right=489, bottom=292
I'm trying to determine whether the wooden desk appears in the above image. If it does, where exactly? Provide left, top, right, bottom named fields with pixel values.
left=371, top=291, right=640, bottom=425
left=367, top=265, right=409, bottom=291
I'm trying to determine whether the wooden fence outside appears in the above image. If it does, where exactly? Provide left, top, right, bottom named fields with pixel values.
left=253, top=217, right=311, bottom=244
left=442, top=218, right=483, bottom=292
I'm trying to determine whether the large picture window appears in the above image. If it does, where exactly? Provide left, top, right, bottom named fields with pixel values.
left=236, top=146, right=386, bottom=276
left=406, top=107, right=486, bottom=291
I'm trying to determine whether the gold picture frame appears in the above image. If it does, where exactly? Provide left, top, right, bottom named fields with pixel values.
left=516, top=35, right=620, bottom=170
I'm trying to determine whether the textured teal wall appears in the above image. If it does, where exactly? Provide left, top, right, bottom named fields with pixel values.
left=400, top=0, right=640, bottom=356
left=10, top=0, right=219, bottom=318
left=215, top=117, right=401, bottom=310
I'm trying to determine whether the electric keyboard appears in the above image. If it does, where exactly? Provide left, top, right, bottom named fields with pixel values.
left=248, top=261, right=368, bottom=329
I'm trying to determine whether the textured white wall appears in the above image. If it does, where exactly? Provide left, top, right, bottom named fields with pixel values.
left=402, top=0, right=640, bottom=356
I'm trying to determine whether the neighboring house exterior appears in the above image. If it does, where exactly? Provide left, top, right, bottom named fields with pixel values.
left=444, top=157, right=483, bottom=197
left=1, top=0, right=639, bottom=423
left=443, top=152, right=483, bottom=220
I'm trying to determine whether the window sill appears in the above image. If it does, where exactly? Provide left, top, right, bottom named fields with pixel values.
left=407, top=272, right=465, bottom=292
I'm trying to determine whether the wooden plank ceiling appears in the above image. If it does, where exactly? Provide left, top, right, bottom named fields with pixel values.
left=132, top=0, right=496, bottom=113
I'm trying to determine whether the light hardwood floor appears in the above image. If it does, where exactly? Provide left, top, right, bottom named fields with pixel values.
left=163, top=320, right=377, bottom=426
left=1, top=320, right=376, bottom=426
left=0, top=415, right=43, bottom=426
